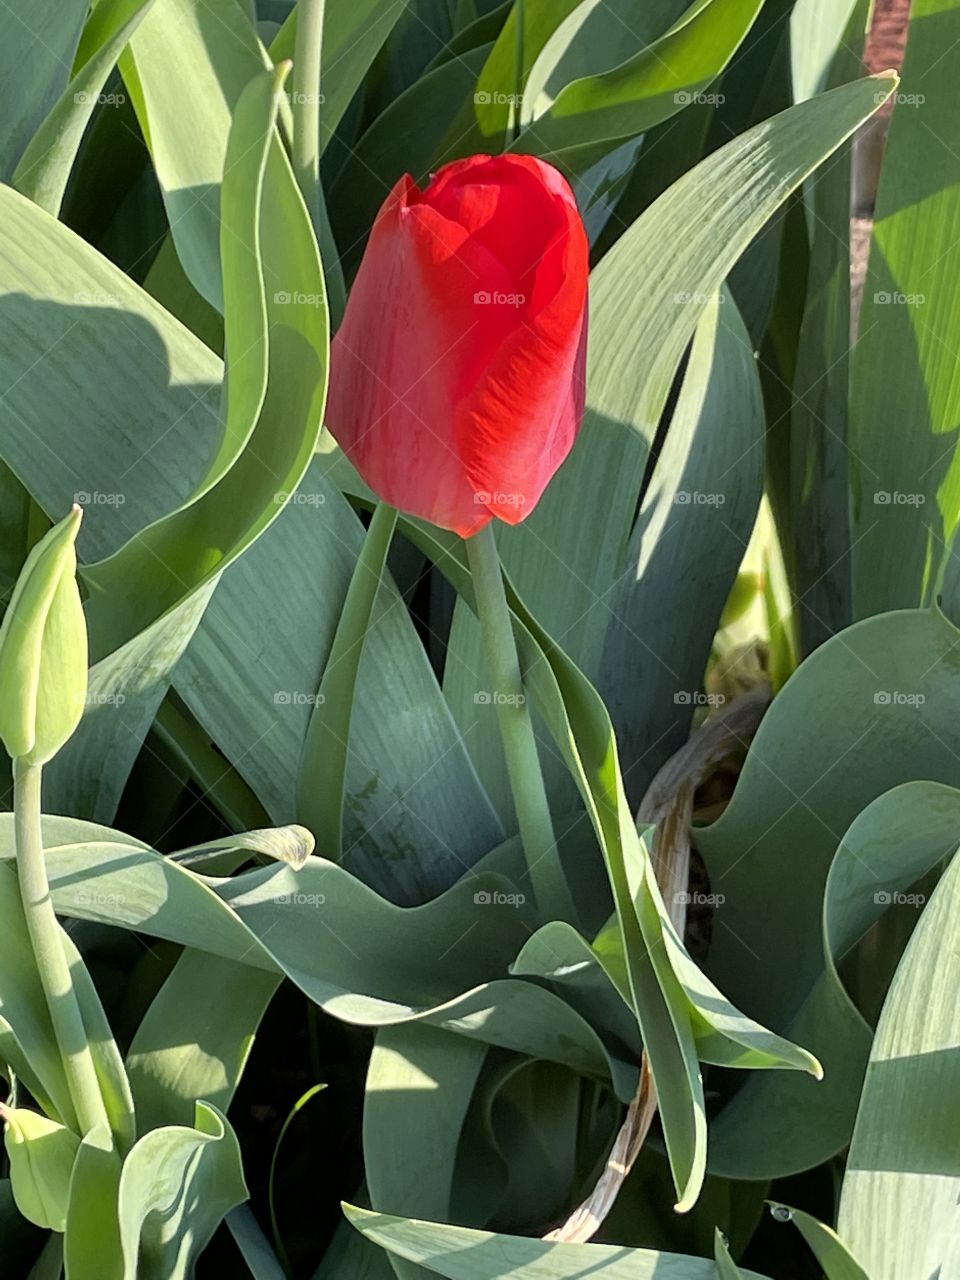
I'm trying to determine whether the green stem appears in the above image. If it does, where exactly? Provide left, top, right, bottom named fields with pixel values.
left=292, top=0, right=326, bottom=225
left=466, top=524, right=575, bottom=923
left=509, top=0, right=524, bottom=145
left=13, top=760, right=108, bottom=1135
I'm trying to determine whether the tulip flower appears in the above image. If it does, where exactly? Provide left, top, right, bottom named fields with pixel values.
left=0, top=505, right=87, bottom=766
left=326, top=153, right=589, bottom=538
left=2, top=509, right=110, bottom=1141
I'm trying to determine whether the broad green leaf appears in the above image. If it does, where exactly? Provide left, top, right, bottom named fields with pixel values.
left=849, top=0, right=960, bottom=615
left=595, top=289, right=764, bottom=799
left=699, top=607, right=960, bottom=1177
left=408, top=525, right=815, bottom=1210
left=838, top=850, right=960, bottom=1279
left=270, top=0, right=413, bottom=156
left=297, top=503, right=397, bottom=858
left=0, top=864, right=77, bottom=1128
left=19, top=61, right=328, bottom=819
left=126, top=950, right=280, bottom=1130
left=13, top=0, right=158, bottom=215
left=771, top=1206, right=870, bottom=1280
left=0, top=0, right=87, bottom=178
left=327, top=44, right=490, bottom=272
left=789, top=0, right=860, bottom=102
left=173, top=824, right=314, bottom=871
left=228, top=1204, right=289, bottom=1280
left=343, top=1205, right=775, bottom=1278
left=117, top=1102, right=247, bottom=1280
left=442, top=70, right=896, bottom=823
left=516, top=0, right=765, bottom=173
left=785, top=0, right=866, bottom=652
left=65, top=1125, right=123, bottom=1280
left=364, top=1026, right=488, bottom=1280
left=62, top=929, right=136, bottom=1155
left=714, top=1229, right=746, bottom=1278
left=121, top=0, right=269, bottom=310
left=432, top=0, right=584, bottom=159
left=173, top=459, right=504, bottom=903
left=0, top=817, right=628, bottom=1087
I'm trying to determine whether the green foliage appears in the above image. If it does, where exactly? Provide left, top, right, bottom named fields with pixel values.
left=0, top=0, right=954, bottom=1276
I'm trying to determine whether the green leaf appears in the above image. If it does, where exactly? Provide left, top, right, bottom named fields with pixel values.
left=13, top=0, right=158, bottom=215
left=443, top=68, right=897, bottom=823
left=770, top=1206, right=870, bottom=1280
left=0, top=0, right=87, bottom=178
left=297, top=503, right=397, bottom=858
left=595, top=289, right=764, bottom=798
left=849, top=0, right=960, bottom=615
left=270, top=0, right=413, bottom=157
left=117, top=1102, right=247, bottom=1280
left=516, top=0, right=765, bottom=172
left=698, top=608, right=960, bottom=1177
left=173, top=459, right=504, bottom=903
left=364, top=1026, right=488, bottom=1280
left=343, top=1205, right=776, bottom=1278
left=121, top=0, right=268, bottom=311
left=838, top=849, right=960, bottom=1280
left=0, top=863, right=77, bottom=1128
left=408, top=525, right=815, bottom=1210
left=0, top=817, right=627, bottom=1086
left=126, top=950, right=280, bottom=1131
left=227, top=1204, right=289, bottom=1280
left=65, top=1125, right=123, bottom=1280
left=785, top=0, right=867, bottom=651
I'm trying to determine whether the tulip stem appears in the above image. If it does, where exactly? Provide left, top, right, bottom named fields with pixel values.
left=13, top=760, right=108, bottom=1137
left=466, top=525, right=575, bottom=923
left=292, top=0, right=325, bottom=218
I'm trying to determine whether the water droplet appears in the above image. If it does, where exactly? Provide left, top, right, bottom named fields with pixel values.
left=769, top=1204, right=793, bottom=1223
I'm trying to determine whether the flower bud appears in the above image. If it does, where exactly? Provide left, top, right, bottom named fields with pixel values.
left=1, top=1104, right=81, bottom=1232
left=0, top=507, right=88, bottom=765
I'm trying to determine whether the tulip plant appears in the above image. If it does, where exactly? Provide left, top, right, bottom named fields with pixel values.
left=0, top=0, right=957, bottom=1278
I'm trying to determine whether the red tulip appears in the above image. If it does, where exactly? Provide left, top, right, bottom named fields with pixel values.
left=326, top=154, right=589, bottom=537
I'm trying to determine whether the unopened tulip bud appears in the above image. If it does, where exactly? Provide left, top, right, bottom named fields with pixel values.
left=1, top=1104, right=80, bottom=1232
left=0, top=507, right=88, bottom=765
